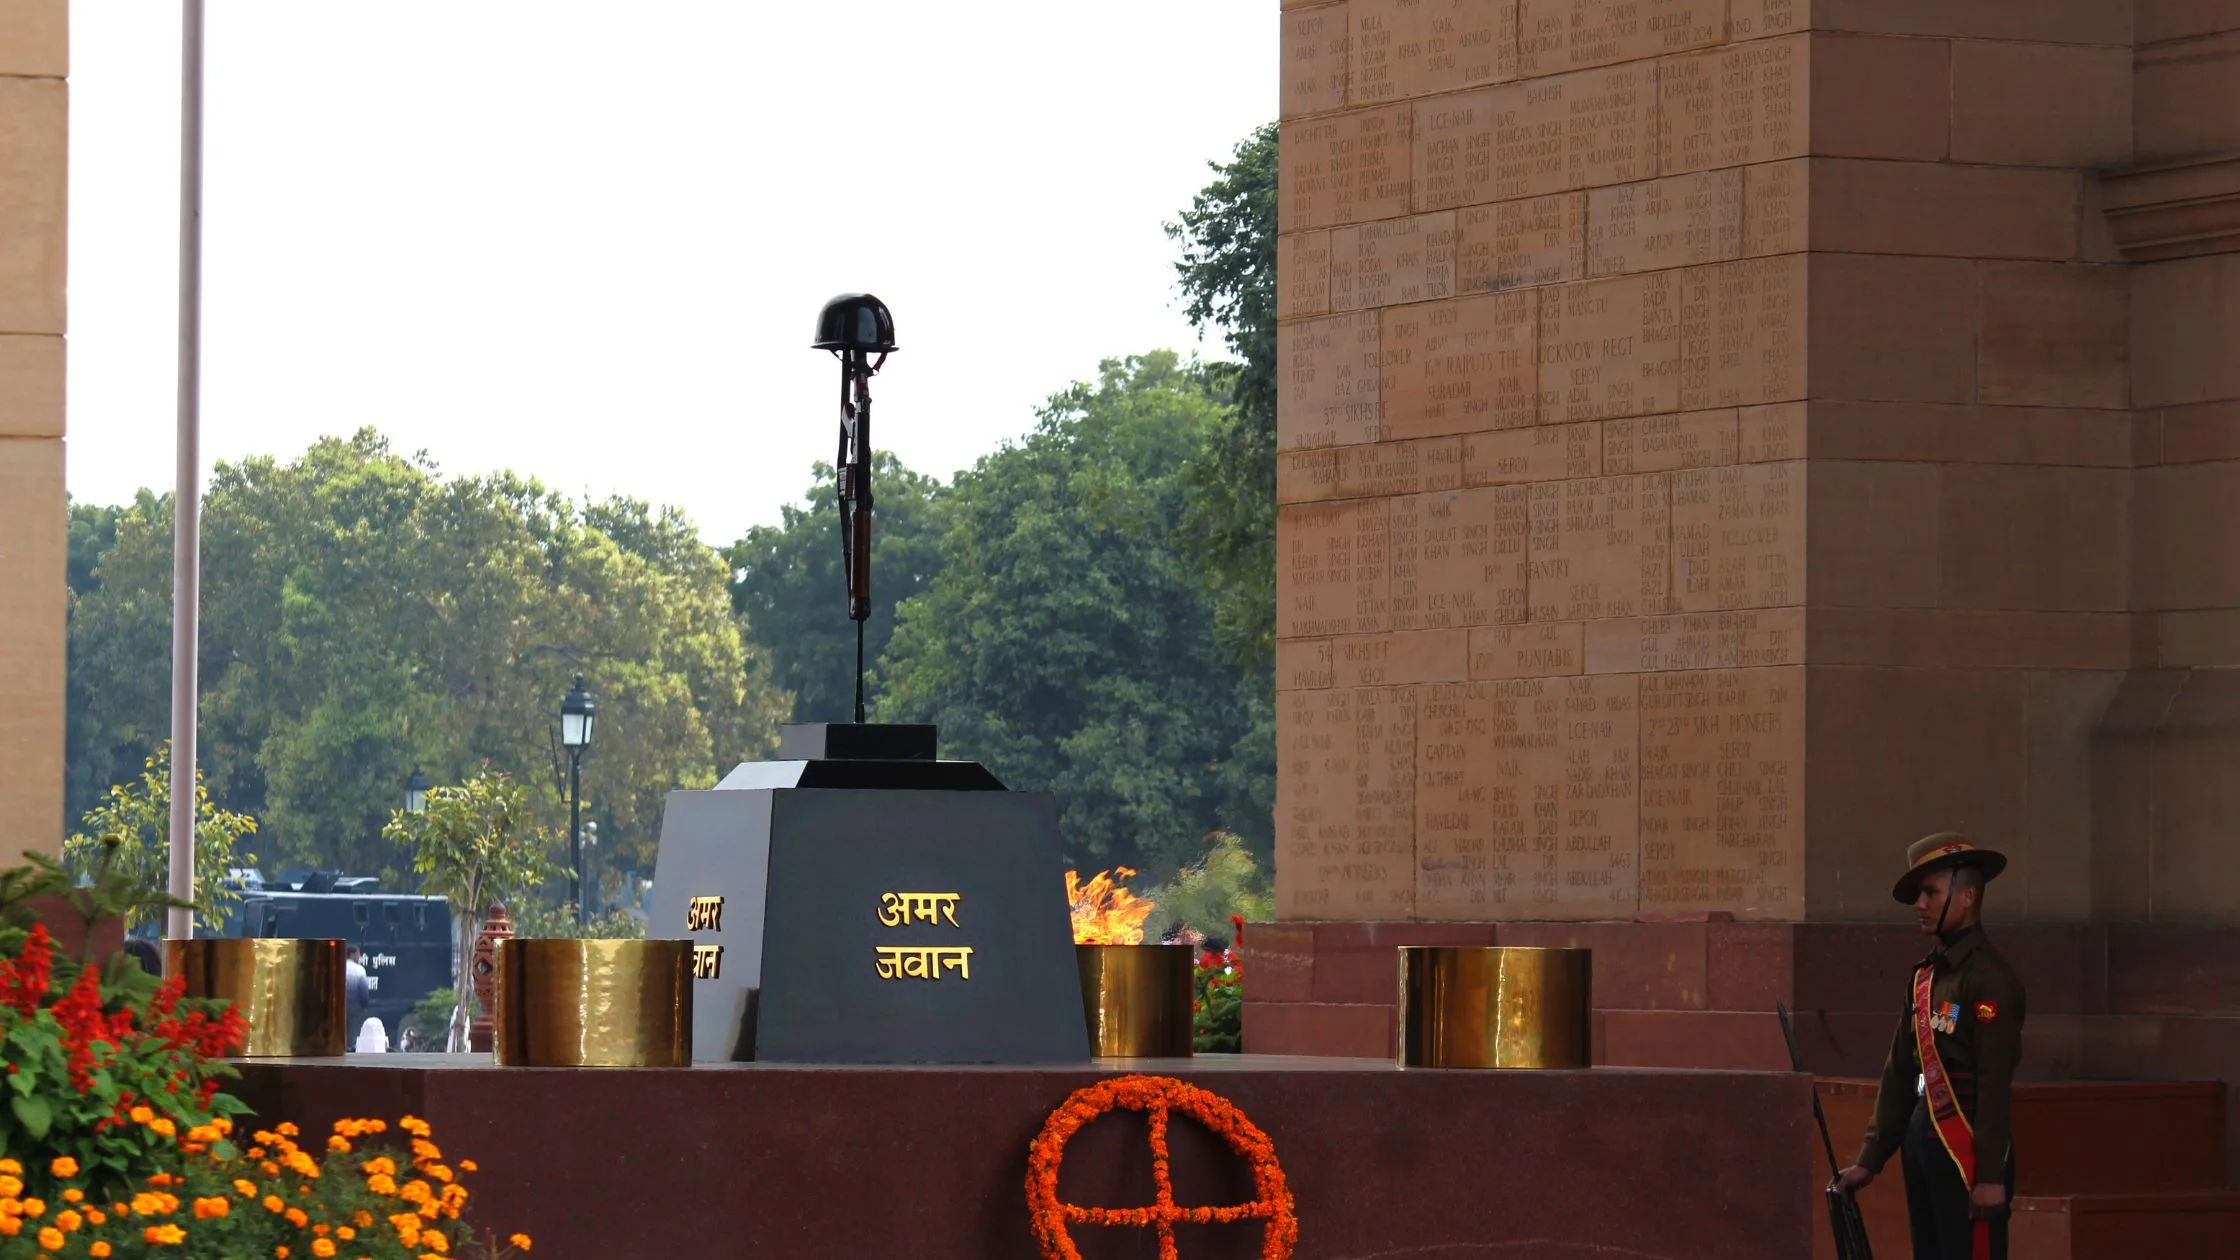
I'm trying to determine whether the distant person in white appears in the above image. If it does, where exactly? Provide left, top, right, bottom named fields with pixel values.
left=345, top=945, right=372, bottom=1051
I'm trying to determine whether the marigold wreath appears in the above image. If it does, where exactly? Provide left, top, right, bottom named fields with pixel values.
left=1024, top=1074, right=1298, bottom=1260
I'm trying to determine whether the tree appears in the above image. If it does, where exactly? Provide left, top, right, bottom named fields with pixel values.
left=1166, top=122, right=1278, bottom=671
left=60, top=743, right=258, bottom=933
left=381, top=771, right=557, bottom=1051
left=876, top=353, right=1273, bottom=878
left=65, top=431, right=790, bottom=890
left=64, top=494, right=166, bottom=829
left=725, top=453, right=948, bottom=723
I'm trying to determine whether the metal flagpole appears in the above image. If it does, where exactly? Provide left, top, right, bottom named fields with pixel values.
left=166, top=0, right=206, bottom=943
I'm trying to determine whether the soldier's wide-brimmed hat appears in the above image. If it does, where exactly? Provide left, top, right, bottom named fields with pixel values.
left=1892, top=831, right=2008, bottom=904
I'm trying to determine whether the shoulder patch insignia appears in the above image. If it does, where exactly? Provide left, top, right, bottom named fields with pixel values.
left=1975, top=1000, right=1999, bottom=1024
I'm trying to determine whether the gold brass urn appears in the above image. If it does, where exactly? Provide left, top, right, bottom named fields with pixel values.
left=492, top=938, right=693, bottom=1068
left=1397, top=946, right=1591, bottom=1069
left=167, top=938, right=347, bottom=1058
left=1076, top=943, right=1195, bottom=1058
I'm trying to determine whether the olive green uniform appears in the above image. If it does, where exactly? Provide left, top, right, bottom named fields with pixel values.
left=1854, top=925, right=2028, bottom=1259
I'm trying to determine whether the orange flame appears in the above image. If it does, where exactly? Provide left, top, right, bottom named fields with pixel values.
left=1065, top=867, right=1156, bottom=946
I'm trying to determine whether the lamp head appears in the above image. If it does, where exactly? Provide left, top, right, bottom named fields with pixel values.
left=560, top=674, right=596, bottom=750
left=403, top=767, right=432, bottom=815
left=813, top=293, right=898, bottom=355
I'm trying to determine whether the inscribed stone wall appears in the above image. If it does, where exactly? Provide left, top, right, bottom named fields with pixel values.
left=1276, top=4, right=1812, bottom=921
left=0, top=1, right=66, bottom=856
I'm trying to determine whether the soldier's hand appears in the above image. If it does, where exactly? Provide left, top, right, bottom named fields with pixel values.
left=1833, top=1164, right=1874, bottom=1193
left=1969, top=1182, right=2008, bottom=1217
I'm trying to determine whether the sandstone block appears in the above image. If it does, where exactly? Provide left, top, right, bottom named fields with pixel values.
left=0, top=334, right=61, bottom=437
left=1279, top=104, right=1414, bottom=232
left=1456, top=193, right=1584, bottom=293
left=1463, top=421, right=1601, bottom=485
left=1951, top=40, right=2132, bottom=169
left=1331, top=211, right=1456, bottom=311
left=1659, top=34, right=1808, bottom=176
left=1636, top=666, right=1804, bottom=920
left=1741, top=159, right=1809, bottom=257
left=1526, top=472, right=1674, bottom=621
left=1672, top=460, right=1804, bottom=612
left=0, top=0, right=66, bottom=77
left=1808, top=34, right=1950, bottom=162
left=1331, top=628, right=1471, bottom=686
left=1390, top=485, right=1531, bottom=630
left=1978, top=262, right=2129, bottom=410
left=1338, top=436, right=1465, bottom=499
left=1279, top=231, right=1333, bottom=321
left=1381, top=291, right=1537, bottom=438
left=1275, top=684, right=1418, bottom=920
left=1806, top=0, right=2131, bottom=44
left=1349, top=0, right=1518, bottom=104
left=1807, top=254, right=1978, bottom=404
left=1938, top=465, right=2131, bottom=612
left=0, top=78, right=65, bottom=335
left=2135, top=462, right=2240, bottom=611
left=2135, top=30, right=2240, bottom=164
left=1587, top=170, right=1743, bottom=279
left=1537, top=273, right=1684, bottom=423
left=1805, top=461, right=1941, bottom=608
left=2132, top=255, right=2240, bottom=410
left=1279, top=312, right=1383, bottom=450
left=1469, top=621, right=1584, bottom=679
left=1282, top=3, right=1350, bottom=118
left=1807, top=160, right=2081, bottom=261
left=1281, top=499, right=1393, bottom=639
left=1803, top=666, right=2029, bottom=922
left=1516, top=0, right=1723, bottom=77
left=1678, top=255, right=1807, bottom=410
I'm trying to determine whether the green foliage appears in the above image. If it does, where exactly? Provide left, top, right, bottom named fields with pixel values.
left=408, top=986, right=460, bottom=1049
left=1166, top=122, right=1279, bottom=671
left=382, top=771, right=557, bottom=1050
left=1143, top=832, right=1273, bottom=943
left=1192, top=945, right=1243, bottom=1054
left=725, top=453, right=949, bottom=723
left=65, top=431, right=790, bottom=879
left=507, top=901, right=645, bottom=940
left=0, top=858, right=251, bottom=1200
left=61, top=744, right=257, bottom=934
left=63, top=492, right=169, bottom=831
left=877, top=353, right=1274, bottom=877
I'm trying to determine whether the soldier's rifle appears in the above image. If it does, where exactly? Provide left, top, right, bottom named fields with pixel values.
left=1777, top=1001, right=1874, bottom=1260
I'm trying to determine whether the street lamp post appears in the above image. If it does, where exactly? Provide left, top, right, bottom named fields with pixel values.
left=404, top=767, right=432, bottom=816
left=559, top=675, right=596, bottom=926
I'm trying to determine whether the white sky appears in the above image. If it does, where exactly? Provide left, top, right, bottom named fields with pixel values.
left=66, top=2, right=1276, bottom=541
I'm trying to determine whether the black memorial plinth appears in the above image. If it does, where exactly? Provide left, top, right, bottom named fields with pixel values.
left=649, top=724, right=1090, bottom=1063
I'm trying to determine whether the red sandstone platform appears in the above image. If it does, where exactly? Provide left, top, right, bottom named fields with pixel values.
left=235, top=1054, right=1813, bottom=1260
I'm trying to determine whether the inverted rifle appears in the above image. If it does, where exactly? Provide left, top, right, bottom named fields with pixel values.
left=1777, top=1001, right=1874, bottom=1260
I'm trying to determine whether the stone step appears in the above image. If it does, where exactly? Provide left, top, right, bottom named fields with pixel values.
left=2010, top=1192, right=2240, bottom=1260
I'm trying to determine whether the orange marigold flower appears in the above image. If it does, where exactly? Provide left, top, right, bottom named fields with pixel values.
left=84, top=1210, right=106, bottom=1226
left=275, top=1249, right=288, bottom=1259
left=37, top=1226, right=63, bottom=1250
left=0, top=1160, right=18, bottom=1176
left=90, top=1242, right=112, bottom=1258
left=399, top=1116, right=430, bottom=1137
left=424, top=1165, right=453, bottom=1184
left=327, top=1135, right=351, bottom=1154
left=419, top=1228, right=449, bottom=1253
left=458, top=1160, right=477, bottom=1174
left=61, top=1190, right=82, bottom=1204
left=312, top=1223, right=329, bottom=1236
left=366, top=1175, right=397, bottom=1197
left=275, top=1122, right=299, bottom=1137
left=337, top=1226, right=355, bottom=1240
left=0, top=1215, right=18, bottom=1236
left=0, top=1176, right=22, bottom=1198
left=263, top=1196, right=285, bottom=1214
left=148, top=1118, right=177, bottom=1138
left=509, top=1234, right=533, bottom=1252
left=214, top=1116, right=233, bottom=1134
left=285, top=1151, right=320, bottom=1178
left=186, top=1125, right=221, bottom=1144
left=260, top=1162, right=281, bottom=1178
left=21, top=1197, right=44, bottom=1218
left=127, top=1107, right=153, bottom=1125
left=234, top=1180, right=258, bottom=1198
left=352, top=1211, right=372, bottom=1228
left=192, top=1196, right=230, bottom=1220
left=143, top=1222, right=187, bottom=1245
left=398, top=1181, right=432, bottom=1205
left=47, top=1157, right=77, bottom=1179
left=53, top=1209, right=79, bottom=1232
left=284, top=1207, right=309, bottom=1228
left=360, top=1158, right=396, bottom=1178
left=147, top=1174, right=174, bottom=1188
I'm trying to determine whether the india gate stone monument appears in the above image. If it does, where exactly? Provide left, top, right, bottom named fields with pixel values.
left=1256, top=0, right=2240, bottom=1130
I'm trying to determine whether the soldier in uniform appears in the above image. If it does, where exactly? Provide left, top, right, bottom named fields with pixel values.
left=1835, top=833, right=2027, bottom=1260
